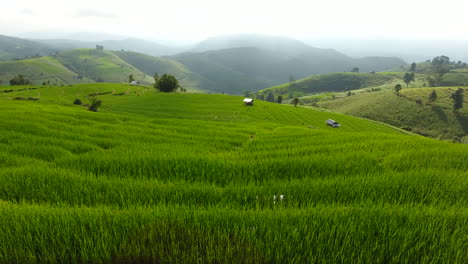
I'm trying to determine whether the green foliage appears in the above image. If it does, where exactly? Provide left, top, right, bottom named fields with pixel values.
left=394, top=84, right=402, bottom=95
left=428, top=90, right=437, bottom=103
left=128, top=74, right=134, bottom=83
left=292, top=97, right=300, bottom=106
left=450, top=88, right=464, bottom=111
left=403, top=72, right=415, bottom=87
left=432, top=55, right=451, bottom=82
left=410, top=62, right=416, bottom=72
left=1, top=83, right=468, bottom=263
left=266, top=92, right=275, bottom=102
left=9, top=74, right=31, bottom=85
left=277, top=95, right=283, bottom=104
left=156, top=74, right=179, bottom=93
left=73, top=99, right=82, bottom=105
left=88, top=97, right=102, bottom=112
left=351, top=67, right=360, bottom=73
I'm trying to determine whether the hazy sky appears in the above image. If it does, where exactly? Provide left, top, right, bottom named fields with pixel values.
left=2, top=0, right=468, bottom=43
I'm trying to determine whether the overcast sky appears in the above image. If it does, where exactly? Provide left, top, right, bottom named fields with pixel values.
left=1, top=0, right=468, bottom=43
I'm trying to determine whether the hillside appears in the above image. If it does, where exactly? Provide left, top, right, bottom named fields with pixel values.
left=172, top=47, right=405, bottom=94
left=0, top=48, right=208, bottom=90
left=0, top=83, right=467, bottom=263
left=259, top=72, right=400, bottom=98
left=55, top=49, right=155, bottom=84
left=0, top=35, right=57, bottom=60
left=0, top=56, right=93, bottom=85
left=113, top=50, right=211, bottom=92
left=318, top=87, right=468, bottom=142
left=35, top=38, right=187, bottom=56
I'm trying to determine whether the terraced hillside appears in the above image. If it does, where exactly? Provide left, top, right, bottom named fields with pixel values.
left=258, top=72, right=400, bottom=98
left=318, top=87, right=468, bottom=142
left=0, top=56, right=93, bottom=85
left=56, top=49, right=155, bottom=84
left=0, top=83, right=467, bottom=263
left=0, top=49, right=206, bottom=91
left=113, top=50, right=214, bottom=92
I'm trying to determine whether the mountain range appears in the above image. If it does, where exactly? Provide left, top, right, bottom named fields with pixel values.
left=0, top=34, right=406, bottom=94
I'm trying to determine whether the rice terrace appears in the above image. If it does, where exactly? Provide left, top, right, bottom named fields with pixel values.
left=0, top=82, right=467, bottom=263
left=1, top=1, right=468, bottom=262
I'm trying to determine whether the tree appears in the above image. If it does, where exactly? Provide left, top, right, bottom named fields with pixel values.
left=96, top=45, right=104, bottom=51
left=394, top=84, right=402, bottom=96
left=88, top=97, right=102, bottom=112
left=428, top=90, right=437, bottom=103
left=256, top=94, right=265, bottom=100
left=410, top=62, right=416, bottom=72
left=266, top=92, right=275, bottom=102
left=10, top=75, right=31, bottom=85
left=450, top=88, right=464, bottom=112
left=292, top=97, right=300, bottom=107
left=277, top=95, right=283, bottom=104
left=289, top=75, right=295, bottom=84
left=351, top=67, right=360, bottom=73
left=128, top=74, right=135, bottom=83
left=431, top=55, right=450, bottom=83
left=243, top=90, right=252, bottom=97
left=403, top=72, right=415, bottom=87
left=156, top=74, right=179, bottom=93
left=153, top=73, right=160, bottom=88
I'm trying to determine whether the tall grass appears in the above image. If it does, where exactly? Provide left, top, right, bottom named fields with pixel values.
left=0, top=84, right=467, bottom=263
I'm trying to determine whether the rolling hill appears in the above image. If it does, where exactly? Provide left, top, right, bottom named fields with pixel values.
left=172, top=47, right=405, bottom=94
left=34, top=37, right=187, bottom=56
left=0, top=35, right=57, bottom=60
left=0, top=49, right=206, bottom=91
left=0, top=83, right=467, bottom=263
left=258, top=72, right=400, bottom=98
left=0, top=56, right=94, bottom=85
left=318, top=87, right=467, bottom=142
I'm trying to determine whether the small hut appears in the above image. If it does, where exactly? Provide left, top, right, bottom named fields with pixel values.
left=130, top=81, right=140, bottom=86
left=326, top=119, right=340, bottom=128
left=243, top=98, right=254, bottom=106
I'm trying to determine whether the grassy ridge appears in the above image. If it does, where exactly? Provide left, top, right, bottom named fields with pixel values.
left=258, top=72, right=399, bottom=98
left=56, top=49, right=155, bottom=84
left=319, top=87, right=468, bottom=142
left=0, top=57, right=94, bottom=85
left=0, top=83, right=467, bottom=263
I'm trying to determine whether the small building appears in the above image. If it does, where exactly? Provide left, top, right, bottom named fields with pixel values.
left=244, top=98, right=254, bottom=106
left=130, top=81, right=139, bottom=86
left=326, top=119, right=340, bottom=128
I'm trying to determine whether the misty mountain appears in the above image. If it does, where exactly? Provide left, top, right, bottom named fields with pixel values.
left=192, top=34, right=319, bottom=56
left=0, top=35, right=57, bottom=60
left=34, top=38, right=187, bottom=56
left=172, top=42, right=406, bottom=94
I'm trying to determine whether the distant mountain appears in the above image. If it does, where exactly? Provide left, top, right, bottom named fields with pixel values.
left=0, top=35, right=57, bottom=60
left=258, top=72, right=398, bottom=98
left=34, top=38, right=187, bottom=56
left=172, top=35, right=406, bottom=94
left=192, top=34, right=318, bottom=56
left=0, top=56, right=93, bottom=85
left=113, top=50, right=215, bottom=92
left=0, top=48, right=207, bottom=91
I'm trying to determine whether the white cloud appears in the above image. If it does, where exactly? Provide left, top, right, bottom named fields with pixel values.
left=0, top=0, right=467, bottom=42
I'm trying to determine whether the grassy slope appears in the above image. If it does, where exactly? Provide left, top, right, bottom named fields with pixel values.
left=0, top=84, right=467, bottom=263
left=0, top=56, right=94, bottom=85
left=113, top=50, right=211, bottom=92
left=56, top=49, right=155, bottom=84
left=319, top=87, right=468, bottom=142
left=259, top=72, right=400, bottom=98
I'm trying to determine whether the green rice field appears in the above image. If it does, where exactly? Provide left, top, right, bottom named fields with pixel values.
left=0, top=83, right=467, bottom=263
